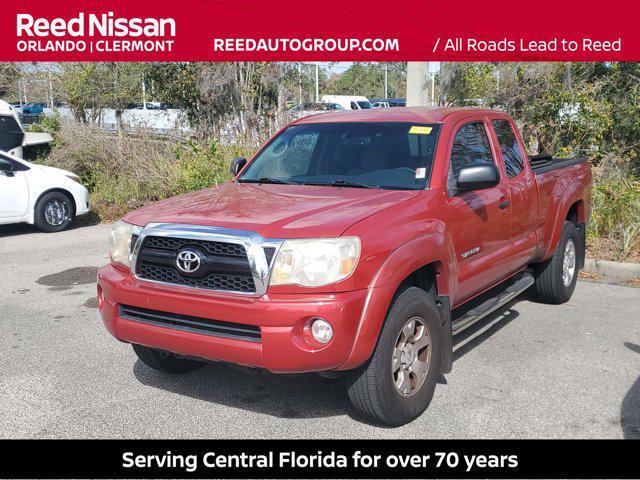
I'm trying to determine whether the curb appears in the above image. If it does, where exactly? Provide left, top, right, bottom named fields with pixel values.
left=583, top=258, right=640, bottom=282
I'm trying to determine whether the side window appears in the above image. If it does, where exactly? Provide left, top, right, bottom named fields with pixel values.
left=350, top=101, right=358, bottom=110
left=448, top=121, right=494, bottom=190
left=491, top=119, right=524, bottom=177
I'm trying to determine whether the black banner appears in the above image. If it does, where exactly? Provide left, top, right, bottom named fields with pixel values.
left=1, top=439, right=638, bottom=479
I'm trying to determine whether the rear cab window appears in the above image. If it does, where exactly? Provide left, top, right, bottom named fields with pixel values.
left=491, top=119, right=525, bottom=177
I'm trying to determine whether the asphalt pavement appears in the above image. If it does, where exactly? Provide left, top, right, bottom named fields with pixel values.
left=0, top=221, right=638, bottom=439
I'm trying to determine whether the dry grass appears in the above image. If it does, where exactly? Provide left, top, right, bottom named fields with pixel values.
left=623, top=278, right=640, bottom=287
left=578, top=271, right=603, bottom=281
left=40, top=121, right=249, bottom=220
left=587, top=173, right=640, bottom=262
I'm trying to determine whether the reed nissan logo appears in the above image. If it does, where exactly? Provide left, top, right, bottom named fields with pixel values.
left=16, top=12, right=176, bottom=53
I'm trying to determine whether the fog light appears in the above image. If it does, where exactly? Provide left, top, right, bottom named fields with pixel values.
left=311, top=318, right=333, bottom=344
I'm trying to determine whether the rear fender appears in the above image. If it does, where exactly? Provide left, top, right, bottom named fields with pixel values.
left=543, top=180, right=587, bottom=259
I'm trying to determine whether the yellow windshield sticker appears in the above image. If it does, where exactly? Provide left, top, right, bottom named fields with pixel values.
left=409, top=126, right=432, bottom=135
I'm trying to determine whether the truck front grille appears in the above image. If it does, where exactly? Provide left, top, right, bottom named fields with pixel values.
left=138, top=263, right=256, bottom=292
left=119, top=304, right=261, bottom=342
left=144, top=236, right=247, bottom=257
left=135, top=235, right=256, bottom=293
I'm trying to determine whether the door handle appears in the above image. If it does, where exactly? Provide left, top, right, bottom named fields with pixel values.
left=498, top=199, right=511, bottom=210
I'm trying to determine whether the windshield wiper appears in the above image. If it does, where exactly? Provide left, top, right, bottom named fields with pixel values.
left=304, top=179, right=374, bottom=189
left=240, top=177, right=298, bottom=185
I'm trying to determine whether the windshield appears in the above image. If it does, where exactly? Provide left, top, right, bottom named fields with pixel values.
left=357, top=101, right=372, bottom=109
left=239, top=122, right=440, bottom=190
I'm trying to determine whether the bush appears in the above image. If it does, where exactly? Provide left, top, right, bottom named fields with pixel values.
left=587, top=174, right=640, bottom=261
left=38, top=121, right=250, bottom=220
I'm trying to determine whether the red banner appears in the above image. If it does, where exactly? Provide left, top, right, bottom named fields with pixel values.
left=1, top=0, right=637, bottom=61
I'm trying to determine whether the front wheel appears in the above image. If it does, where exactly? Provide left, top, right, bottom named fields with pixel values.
left=132, top=344, right=205, bottom=374
left=347, top=287, right=443, bottom=427
left=534, top=221, right=580, bottom=304
left=34, top=191, right=74, bottom=232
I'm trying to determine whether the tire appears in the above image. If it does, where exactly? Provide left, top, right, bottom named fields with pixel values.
left=347, top=287, right=443, bottom=427
left=534, top=221, right=580, bottom=304
left=132, top=344, right=205, bottom=374
left=33, top=191, right=74, bottom=232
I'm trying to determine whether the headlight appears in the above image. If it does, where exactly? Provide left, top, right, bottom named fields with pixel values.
left=109, top=220, right=134, bottom=268
left=65, top=174, right=81, bottom=184
left=270, top=237, right=360, bottom=287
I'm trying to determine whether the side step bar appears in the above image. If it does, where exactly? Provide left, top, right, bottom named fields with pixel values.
left=451, top=272, right=534, bottom=334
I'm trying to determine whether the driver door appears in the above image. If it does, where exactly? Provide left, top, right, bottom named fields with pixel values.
left=0, top=156, right=29, bottom=219
left=445, top=119, right=513, bottom=305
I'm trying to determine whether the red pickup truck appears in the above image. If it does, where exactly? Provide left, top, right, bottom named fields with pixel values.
left=98, top=107, right=591, bottom=426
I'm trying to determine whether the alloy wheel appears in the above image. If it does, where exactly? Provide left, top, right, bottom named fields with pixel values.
left=392, top=316, right=432, bottom=398
left=44, top=200, right=69, bottom=226
left=562, top=239, right=576, bottom=287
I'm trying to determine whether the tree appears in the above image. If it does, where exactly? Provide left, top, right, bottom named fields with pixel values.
left=58, top=63, right=110, bottom=123
left=326, top=62, right=406, bottom=98
left=438, top=62, right=640, bottom=174
left=0, top=63, right=21, bottom=99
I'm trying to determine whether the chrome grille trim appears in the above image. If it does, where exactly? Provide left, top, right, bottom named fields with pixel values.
left=130, top=223, right=283, bottom=297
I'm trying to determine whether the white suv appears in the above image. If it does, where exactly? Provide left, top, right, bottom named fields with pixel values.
left=0, top=150, right=90, bottom=232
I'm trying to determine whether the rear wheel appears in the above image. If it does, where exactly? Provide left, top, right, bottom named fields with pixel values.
left=132, top=344, right=205, bottom=374
left=34, top=191, right=74, bottom=232
left=347, top=287, right=443, bottom=426
left=534, top=221, right=580, bottom=304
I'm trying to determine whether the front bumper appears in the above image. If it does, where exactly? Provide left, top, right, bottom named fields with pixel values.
left=97, top=263, right=369, bottom=373
left=73, top=185, right=90, bottom=216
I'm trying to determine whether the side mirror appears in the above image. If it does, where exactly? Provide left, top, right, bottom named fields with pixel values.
left=456, top=163, right=500, bottom=191
left=0, top=162, right=14, bottom=175
left=230, top=157, right=247, bottom=176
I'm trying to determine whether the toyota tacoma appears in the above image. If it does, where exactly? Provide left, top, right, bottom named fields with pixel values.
left=98, top=107, right=592, bottom=426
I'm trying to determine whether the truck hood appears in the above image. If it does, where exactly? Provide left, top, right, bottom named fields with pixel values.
left=123, top=182, right=420, bottom=238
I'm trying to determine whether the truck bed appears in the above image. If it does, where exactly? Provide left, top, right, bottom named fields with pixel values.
left=529, top=155, right=588, bottom=174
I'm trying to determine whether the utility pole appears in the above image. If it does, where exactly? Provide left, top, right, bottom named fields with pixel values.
left=430, top=71, right=435, bottom=105
left=406, top=62, right=429, bottom=107
left=384, top=63, right=388, bottom=98
left=141, top=72, right=147, bottom=109
left=315, top=64, right=319, bottom=102
left=48, top=70, right=54, bottom=109
left=298, top=63, right=302, bottom=104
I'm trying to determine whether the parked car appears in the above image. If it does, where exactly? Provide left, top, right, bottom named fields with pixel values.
left=321, top=95, right=372, bottom=110
left=98, top=107, right=591, bottom=426
left=144, top=102, right=170, bottom=110
left=290, top=102, right=345, bottom=112
left=21, top=102, right=45, bottom=115
left=371, top=101, right=390, bottom=108
left=370, top=98, right=407, bottom=107
left=0, top=150, right=90, bottom=232
left=9, top=102, right=23, bottom=115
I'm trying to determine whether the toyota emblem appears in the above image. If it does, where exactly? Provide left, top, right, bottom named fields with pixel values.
left=176, top=249, right=201, bottom=273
